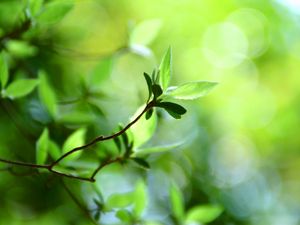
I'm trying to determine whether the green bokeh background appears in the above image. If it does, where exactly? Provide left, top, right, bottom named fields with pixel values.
left=0, top=0, right=299, bottom=224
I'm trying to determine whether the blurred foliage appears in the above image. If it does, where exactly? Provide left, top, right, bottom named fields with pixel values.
left=0, top=0, right=300, bottom=224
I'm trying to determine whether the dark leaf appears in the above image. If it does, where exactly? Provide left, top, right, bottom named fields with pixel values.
left=152, top=84, right=163, bottom=99
left=156, top=102, right=186, bottom=115
left=113, top=136, right=121, bottom=152
left=143, top=72, right=152, bottom=101
left=94, top=211, right=101, bottom=221
left=119, top=125, right=129, bottom=148
left=132, top=157, right=150, bottom=169
left=145, top=108, right=153, bottom=120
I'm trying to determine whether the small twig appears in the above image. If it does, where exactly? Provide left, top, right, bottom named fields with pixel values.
left=49, top=100, right=155, bottom=169
left=0, top=100, right=155, bottom=182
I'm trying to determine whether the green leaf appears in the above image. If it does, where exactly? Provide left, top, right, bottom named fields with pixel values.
left=159, top=47, right=172, bottom=91
left=36, top=128, right=49, bottom=164
left=88, top=57, right=113, bottom=87
left=156, top=102, right=186, bottom=119
left=106, top=192, right=134, bottom=209
left=38, top=70, right=57, bottom=118
left=132, top=141, right=183, bottom=157
left=5, top=40, right=38, bottom=58
left=37, top=1, right=73, bottom=25
left=116, top=209, right=132, bottom=223
left=0, top=52, right=9, bottom=89
left=152, top=84, right=163, bottom=99
left=129, top=19, right=162, bottom=46
left=3, top=79, right=39, bottom=99
left=143, top=72, right=152, bottom=101
left=170, top=183, right=185, bottom=222
left=130, top=104, right=157, bottom=148
left=166, top=81, right=218, bottom=100
left=133, top=180, right=147, bottom=217
left=27, top=0, right=44, bottom=17
left=185, top=205, right=223, bottom=224
left=62, top=128, right=86, bottom=161
left=48, top=140, right=61, bottom=160
left=145, top=108, right=153, bottom=120
left=132, top=157, right=150, bottom=170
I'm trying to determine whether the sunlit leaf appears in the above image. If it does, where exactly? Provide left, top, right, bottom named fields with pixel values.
left=159, top=47, right=172, bottom=91
left=106, top=192, right=134, bottom=209
left=130, top=19, right=162, bottom=46
left=88, top=57, right=113, bottom=87
left=62, top=128, right=86, bottom=161
left=132, top=157, right=150, bottom=170
left=37, top=1, right=73, bottom=25
left=166, top=81, right=218, bottom=100
left=3, top=79, right=39, bottom=99
left=36, top=128, right=49, bottom=164
left=38, top=71, right=57, bottom=118
left=27, top=0, right=44, bottom=17
left=185, top=205, right=223, bottom=224
left=48, top=140, right=61, bottom=160
left=116, top=209, right=132, bottom=223
left=130, top=104, right=157, bottom=148
left=132, top=141, right=183, bottom=157
left=0, top=52, right=8, bottom=89
left=170, top=183, right=185, bottom=222
left=5, top=40, right=38, bottom=58
left=133, top=180, right=147, bottom=217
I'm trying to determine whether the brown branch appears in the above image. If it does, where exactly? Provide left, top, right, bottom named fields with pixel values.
left=49, top=100, right=155, bottom=169
left=0, top=100, right=155, bottom=182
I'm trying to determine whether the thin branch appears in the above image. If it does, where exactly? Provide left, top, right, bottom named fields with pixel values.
left=0, top=100, right=155, bottom=182
left=90, top=157, right=122, bottom=181
left=49, top=100, right=155, bottom=169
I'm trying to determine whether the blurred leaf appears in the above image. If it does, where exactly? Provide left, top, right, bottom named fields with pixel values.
left=170, top=183, right=185, bottom=222
left=113, top=136, right=121, bottom=152
left=185, top=205, right=223, bottom=224
left=57, top=111, right=94, bottom=124
left=152, top=84, right=163, bottom=99
left=143, top=72, right=152, bottom=101
left=133, top=180, right=147, bottom=217
left=88, top=57, right=113, bottom=87
left=37, top=1, right=73, bottom=25
left=62, top=128, right=86, bottom=161
left=48, top=140, right=61, bottom=160
left=36, top=128, right=49, bottom=164
left=106, top=192, right=134, bottom=209
left=132, top=141, right=183, bottom=157
left=3, top=79, right=38, bottom=99
left=130, top=104, right=157, bottom=148
left=27, top=0, right=44, bottom=17
left=129, top=19, right=162, bottom=46
left=0, top=52, right=8, bottom=89
left=94, top=211, right=101, bottom=221
left=38, top=71, right=57, bottom=118
left=166, top=81, right=218, bottom=100
left=132, top=157, right=150, bottom=170
left=159, top=47, right=172, bottom=91
left=130, top=44, right=153, bottom=57
left=156, top=102, right=186, bottom=119
left=116, top=209, right=132, bottom=223
left=5, top=40, right=38, bottom=58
